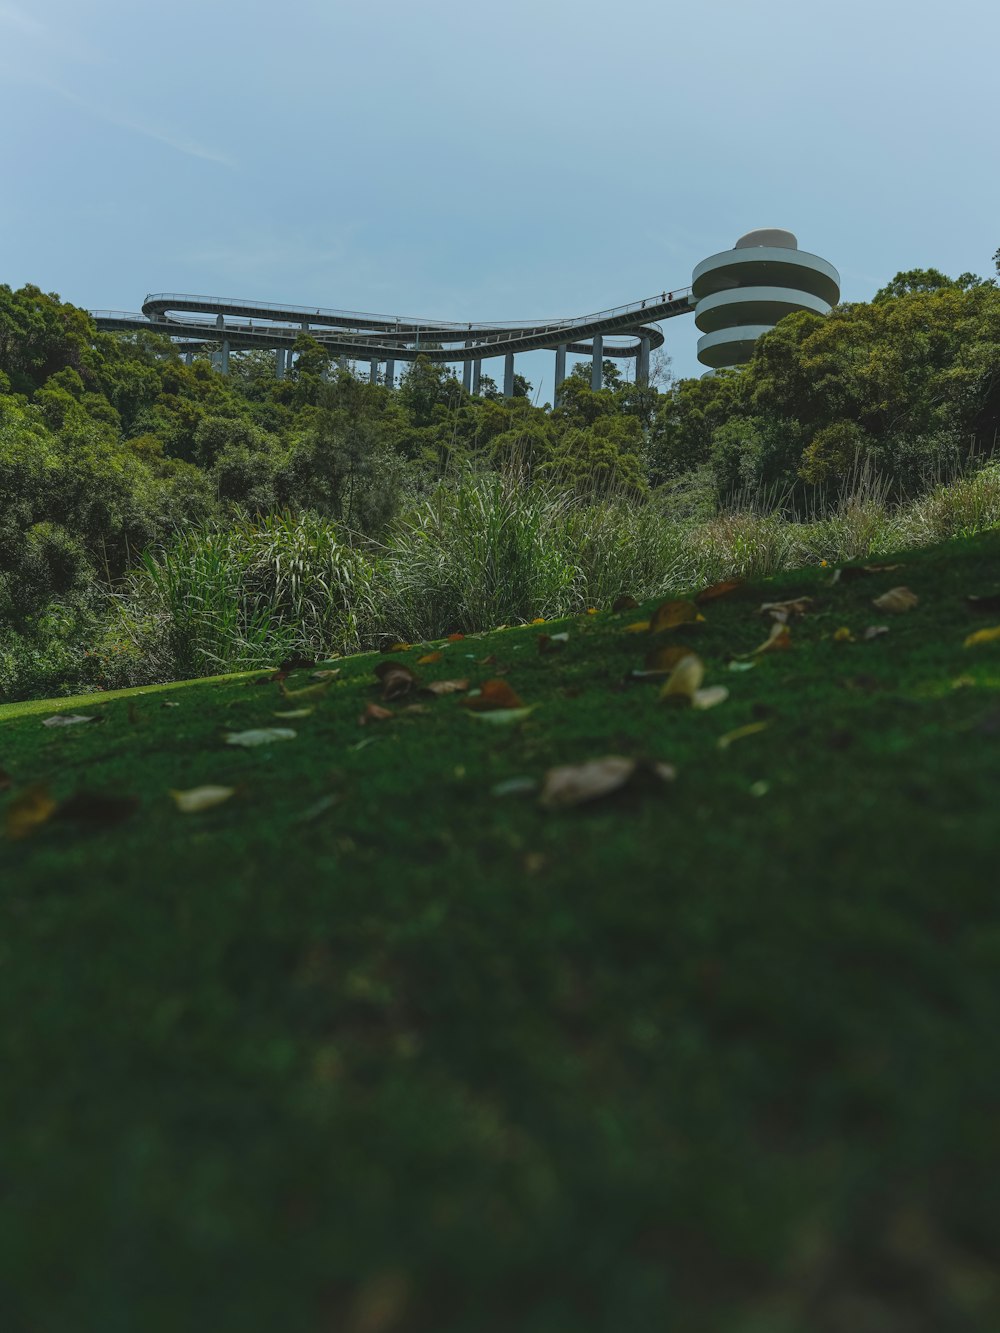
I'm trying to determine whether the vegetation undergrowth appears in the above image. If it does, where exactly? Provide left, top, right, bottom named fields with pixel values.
left=3, top=529, right=1000, bottom=1332
left=100, top=460, right=1000, bottom=683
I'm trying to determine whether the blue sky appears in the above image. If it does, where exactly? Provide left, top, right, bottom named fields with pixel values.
left=2, top=0, right=998, bottom=400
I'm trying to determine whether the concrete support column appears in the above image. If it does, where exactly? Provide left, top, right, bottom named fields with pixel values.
left=385, top=358, right=395, bottom=388
left=504, top=351, right=515, bottom=398
left=554, top=343, right=567, bottom=405
left=462, top=343, right=472, bottom=392
left=472, top=359, right=481, bottom=395
left=275, top=348, right=285, bottom=379
left=637, top=335, right=650, bottom=387
left=183, top=352, right=193, bottom=366
left=220, top=340, right=230, bottom=375
left=369, top=359, right=378, bottom=385
left=591, top=334, right=603, bottom=391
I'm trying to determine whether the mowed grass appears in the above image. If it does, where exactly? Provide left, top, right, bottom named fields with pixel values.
left=2, top=530, right=1000, bottom=1333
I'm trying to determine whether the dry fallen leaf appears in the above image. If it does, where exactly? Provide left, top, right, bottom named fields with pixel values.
left=752, top=623, right=791, bottom=654
left=696, top=578, right=743, bottom=604
left=717, top=721, right=770, bottom=750
left=461, top=679, right=524, bottom=711
left=374, top=660, right=418, bottom=700
left=691, top=685, right=729, bottom=710
left=170, top=786, right=236, bottom=813
left=416, top=651, right=443, bottom=664
left=650, top=599, right=705, bottom=633
left=965, top=625, right=1000, bottom=648
left=539, top=756, right=674, bottom=809
left=862, top=625, right=890, bottom=641
left=659, top=653, right=705, bottom=702
left=401, top=703, right=430, bottom=715
left=833, top=626, right=855, bottom=642
left=41, top=714, right=95, bottom=728
left=872, top=586, right=918, bottom=613
left=225, top=727, right=296, bottom=747
left=466, top=706, right=537, bottom=725
left=387, top=642, right=411, bottom=652
left=273, top=707, right=314, bottom=719
left=279, top=678, right=333, bottom=703
left=624, top=620, right=651, bottom=634
left=447, top=633, right=465, bottom=642
left=758, top=596, right=813, bottom=622
left=310, top=668, right=341, bottom=680
left=422, top=679, right=469, bottom=696
left=359, top=703, right=394, bottom=725
left=5, top=784, right=57, bottom=839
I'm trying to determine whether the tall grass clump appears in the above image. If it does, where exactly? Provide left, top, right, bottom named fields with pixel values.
left=112, top=512, right=377, bottom=678
left=91, top=460, right=1000, bottom=692
left=378, top=470, right=584, bottom=636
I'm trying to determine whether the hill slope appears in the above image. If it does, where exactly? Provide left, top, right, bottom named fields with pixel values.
left=2, top=532, right=1000, bottom=1332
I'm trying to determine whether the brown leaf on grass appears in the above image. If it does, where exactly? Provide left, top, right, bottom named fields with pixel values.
left=658, top=653, right=728, bottom=708
left=446, top=633, right=465, bottom=642
left=171, top=786, right=236, bottom=813
left=416, top=651, right=443, bottom=664
left=310, top=668, right=341, bottom=680
left=5, top=785, right=57, bottom=839
left=56, top=791, right=139, bottom=828
left=41, top=714, right=96, bottom=728
left=965, top=626, right=1000, bottom=648
left=539, top=756, right=675, bottom=809
left=758, top=596, right=813, bottom=622
left=461, top=679, right=525, bottom=711
left=538, top=632, right=569, bottom=655
left=374, top=660, right=418, bottom=700
left=273, top=707, right=314, bottom=719
left=612, top=594, right=639, bottom=612
left=359, top=703, right=394, bottom=725
left=696, top=578, right=743, bottom=604
left=872, top=586, right=918, bottom=613
left=650, top=599, right=705, bottom=633
left=422, top=678, right=469, bottom=696
left=863, top=625, right=890, bottom=641
left=387, top=642, right=411, bottom=652
left=402, top=704, right=431, bottom=715
left=624, top=620, right=651, bottom=634
left=717, top=721, right=770, bottom=750
left=279, top=678, right=334, bottom=703
left=752, top=623, right=791, bottom=654
left=833, top=626, right=855, bottom=642
left=966, top=593, right=1000, bottom=613
left=659, top=653, right=705, bottom=702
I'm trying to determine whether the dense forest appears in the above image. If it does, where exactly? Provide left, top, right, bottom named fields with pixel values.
left=2, top=256, right=999, bottom=700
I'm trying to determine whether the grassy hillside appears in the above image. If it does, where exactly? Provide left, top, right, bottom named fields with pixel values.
left=2, top=531, right=1000, bottom=1332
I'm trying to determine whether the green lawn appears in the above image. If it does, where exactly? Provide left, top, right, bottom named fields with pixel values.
left=3, top=531, right=1000, bottom=1332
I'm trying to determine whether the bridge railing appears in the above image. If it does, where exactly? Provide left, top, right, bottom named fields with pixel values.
left=140, top=287, right=693, bottom=338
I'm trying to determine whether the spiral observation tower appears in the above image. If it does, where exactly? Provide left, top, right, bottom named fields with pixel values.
left=90, top=230, right=839, bottom=393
